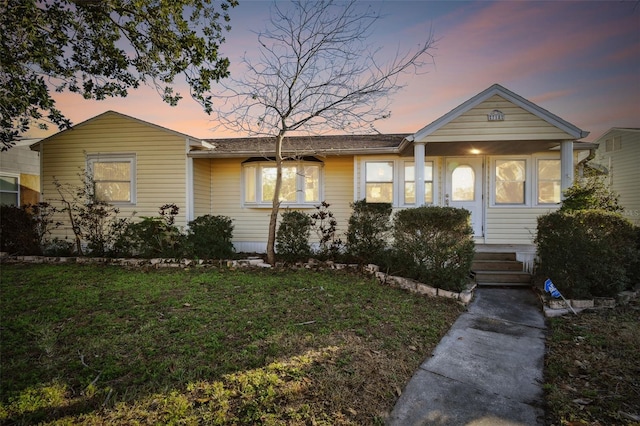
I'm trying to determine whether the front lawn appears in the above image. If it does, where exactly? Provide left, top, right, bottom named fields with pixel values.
left=0, top=263, right=463, bottom=425
left=545, top=302, right=640, bottom=425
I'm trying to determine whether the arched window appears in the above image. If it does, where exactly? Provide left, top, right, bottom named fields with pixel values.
left=451, top=165, right=475, bottom=201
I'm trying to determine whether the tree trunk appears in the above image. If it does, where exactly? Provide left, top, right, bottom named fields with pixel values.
left=266, top=133, right=285, bottom=264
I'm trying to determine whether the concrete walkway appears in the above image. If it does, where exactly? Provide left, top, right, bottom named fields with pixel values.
left=388, top=288, right=547, bottom=426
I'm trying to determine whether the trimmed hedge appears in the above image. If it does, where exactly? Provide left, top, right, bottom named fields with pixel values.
left=345, top=200, right=392, bottom=264
left=536, top=210, right=638, bottom=298
left=186, top=215, right=235, bottom=260
left=392, top=206, right=474, bottom=292
left=276, top=210, right=312, bottom=263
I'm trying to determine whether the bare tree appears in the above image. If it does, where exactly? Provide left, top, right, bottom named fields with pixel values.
left=214, top=0, right=435, bottom=264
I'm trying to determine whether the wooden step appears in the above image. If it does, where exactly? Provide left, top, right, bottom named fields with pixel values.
left=472, top=251, right=532, bottom=287
left=471, top=260, right=523, bottom=271
left=473, top=252, right=517, bottom=261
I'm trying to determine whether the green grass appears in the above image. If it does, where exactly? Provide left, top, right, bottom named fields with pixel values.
left=544, top=302, right=640, bottom=425
left=0, top=263, right=464, bottom=425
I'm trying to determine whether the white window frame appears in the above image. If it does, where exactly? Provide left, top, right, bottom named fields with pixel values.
left=402, top=160, right=435, bottom=206
left=490, top=156, right=531, bottom=207
left=0, top=172, right=20, bottom=206
left=364, top=160, right=395, bottom=204
left=86, top=153, right=137, bottom=205
left=490, top=155, right=563, bottom=208
left=535, top=157, right=562, bottom=206
left=359, top=157, right=438, bottom=207
left=242, top=160, right=324, bottom=208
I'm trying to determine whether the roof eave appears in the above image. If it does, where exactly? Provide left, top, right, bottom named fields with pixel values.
left=188, top=146, right=401, bottom=158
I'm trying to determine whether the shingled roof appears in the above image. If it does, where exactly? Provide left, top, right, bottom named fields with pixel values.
left=190, top=134, right=411, bottom=157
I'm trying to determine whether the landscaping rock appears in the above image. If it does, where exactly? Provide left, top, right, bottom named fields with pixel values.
left=393, top=277, right=417, bottom=292
left=594, top=297, right=615, bottom=308
left=365, top=264, right=379, bottom=273
left=437, top=289, right=458, bottom=300
left=459, top=290, right=473, bottom=305
left=549, top=299, right=568, bottom=309
left=415, top=283, right=437, bottom=297
left=570, top=299, right=594, bottom=309
left=617, top=291, right=637, bottom=305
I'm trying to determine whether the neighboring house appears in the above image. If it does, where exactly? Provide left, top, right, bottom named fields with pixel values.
left=0, top=139, right=41, bottom=206
left=33, top=84, right=593, bottom=265
left=590, top=128, right=640, bottom=226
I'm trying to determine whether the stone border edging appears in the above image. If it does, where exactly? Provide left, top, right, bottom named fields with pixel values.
left=1, top=254, right=475, bottom=305
left=542, top=291, right=639, bottom=317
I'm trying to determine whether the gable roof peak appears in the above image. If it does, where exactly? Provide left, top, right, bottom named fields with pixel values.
left=35, top=110, right=203, bottom=145
left=410, top=83, right=589, bottom=142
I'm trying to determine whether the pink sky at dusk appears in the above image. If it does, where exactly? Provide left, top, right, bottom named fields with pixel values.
left=35, top=0, right=640, bottom=142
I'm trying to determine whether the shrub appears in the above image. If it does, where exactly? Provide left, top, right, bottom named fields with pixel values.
left=0, top=205, right=40, bottom=255
left=392, top=206, right=474, bottom=292
left=310, top=201, right=343, bottom=260
left=29, top=202, right=62, bottom=249
left=53, top=173, right=131, bottom=256
left=536, top=210, right=637, bottom=298
left=560, top=176, right=623, bottom=213
left=276, top=210, right=312, bottom=263
left=628, top=226, right=640, bottom=290
left=119, top=204, right=185, bottom=258
left=345, top=200, right=392, bottom=264
left=186, top=215, right=235, bottom=259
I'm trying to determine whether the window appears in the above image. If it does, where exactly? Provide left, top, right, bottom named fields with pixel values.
left=365, top=162, right=393, bottom=203
left=0, top=174, right=19, bottom=206
left=404, top=161, right=433, bottom=204
left=537, top=159, right=561, bottom=204
left=605, top=136, right=622, bottom=152
left=243, top=160, right=322, bottom=206
left=495, top=160, right=526, bottom=204
left=451, top=165, right=475, bottom=201
left=87, top=154, right=136, bottom=204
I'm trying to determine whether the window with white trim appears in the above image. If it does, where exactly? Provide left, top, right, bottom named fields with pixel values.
left=492, top=156, right=564, bottom=207
left=365, top=161, right=394, bottom=203
left=243, top=159, right=322, bottom=206
left=404, top=161, right=434, bottom=204
left=0, top=174, right=19, bottom=206
left=87, top=154, right=136, bottom=204
left=495, top=159, right=526, bottom=204
left=537, top=159, right=561, bottom=204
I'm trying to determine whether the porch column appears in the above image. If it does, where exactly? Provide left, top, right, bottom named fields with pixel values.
left=414, top=142, right=426, bottom=206
left=560, top=140, right=574, bottom=199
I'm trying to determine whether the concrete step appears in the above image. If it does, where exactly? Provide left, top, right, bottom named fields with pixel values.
left=472, top=260, right=523, bottom=271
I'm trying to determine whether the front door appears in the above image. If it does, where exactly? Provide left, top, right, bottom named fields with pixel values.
left=445, top=157, right=484, bottom=237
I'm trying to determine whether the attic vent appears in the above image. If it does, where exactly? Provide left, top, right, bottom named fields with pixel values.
left=487, top=110, right=504, bottom=121
left=605, top=136, right=622, bottom=152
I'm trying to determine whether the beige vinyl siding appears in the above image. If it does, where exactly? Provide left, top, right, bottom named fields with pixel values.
left=484, top=207, right=557, bottom=244
left=41, top=112, right=188, bottom=241
left=424, top=95, right=575, bottom=143
left=321, top=156, right=354, bottom=236
left=193, top=158, right=212, bottom=218
left=210, top=156, right=354, bottom=250
left=594, top=129, right=640, bottom=225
